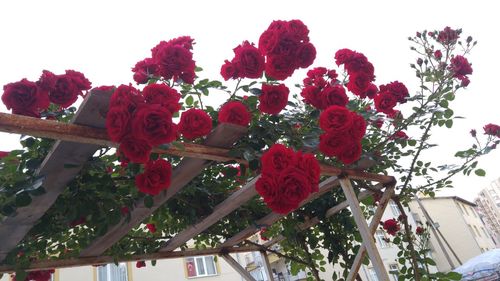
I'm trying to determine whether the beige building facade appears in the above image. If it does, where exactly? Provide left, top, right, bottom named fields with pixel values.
left=474, top=177, right=500, bottom=246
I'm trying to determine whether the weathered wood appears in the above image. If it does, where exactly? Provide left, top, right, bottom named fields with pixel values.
left=79, top=123, right=247, bottom=257
left=220, top=253, right=257, bottom=281
left=346, top=186, right=395, bottom=281
left=0, top=91, right=112, bottom=262
left=0, top=112, right=395, bottom=183
left=339, top=178, right=390, bottom=281
left=221, top=177, right=339, bottom=248
left=160, top=176, right=260, bottom=252
left=260, top=251, right=275, bottom=281
left=0, top=245, right=260, bottom=273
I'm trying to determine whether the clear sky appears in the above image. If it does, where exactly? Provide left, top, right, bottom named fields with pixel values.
left=0, top=0, right=498, bottom=201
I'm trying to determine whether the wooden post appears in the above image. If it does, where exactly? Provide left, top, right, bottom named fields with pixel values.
left=339, top=178, right=390, bottom=281
left=260, top=251, right=274, bottom=281
left=346, top=186, right=395, bottom=281
left=220, top=253, right=257, bottom=281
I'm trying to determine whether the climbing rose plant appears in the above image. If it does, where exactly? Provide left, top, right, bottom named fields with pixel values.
left=0, top=20, right=499, bottom=281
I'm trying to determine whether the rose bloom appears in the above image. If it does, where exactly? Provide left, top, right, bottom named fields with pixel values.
left=276, top=166, right=311, bottom=207
left=364, top=83, right=378, bottom=99
left=49, top=70, right=92, bottom=108
left=294, top=151, right=320, bottom=192
left=135, top=159, right=172, bottom=195
left=319, top=106, right=354, bottom=133
left=260, top=144, right=295, bottom=176
left=449, top=55, right=473, bottom=77
left=437, top=26, right=459, bottom=45
left=218, top=101, right=251, bottom=127
left=349, top=114, right=367, bottom=140
left=152, top=40, right=196, bottom=84
left=300, top=85, right=322, bottom=109
left=232, top=41, right=265, bottom=79
left=319, top=131, right=350, bottom=157
left=119, top=136, right=152, bottom=164
left=132, top=58, right=159, bottom=84
left=2, top=79, right=50, bottom=116
left=484, top=123, right=500, bottom=137
left=374, top=92, right=398, bottom=115
left=320, top=85, right=348, bottom=109
left=146, top=223, right=157, bottom=233
left=131, top=104, right=178, bottom=146
left=109, top=84, right=144, bottom=113
left=256, top=174, right=280, bottom=203
left=136, top=261, right=146, bottom=268
left=383, top=218, right=401, bottom=236
left=334, top=48, right=356, bottom=66
left=178, top=108, right=213, bottom=140
left=37, top=70, right=57, bottom=91
left=416, top=226, right=425, bottom=235
left=336, top=141, right=362, bottom=165
left=0, top=151, right=9, bottom=159
left=434, top=50, right=443, bottom=60
left=259, top=83, right=289, bottom=115
left=220, top=60, right=238, bottom=81
left=265, top=54, right=296, bottom=80
left=106, top=105, right=131, bottom=142
left=347, top=72, right=372, bottom=98
left=142, top=83, right=181, bottom=114
left=296, top=42, right=316, bottom=68
left=379, top=81, right=409, bottom=104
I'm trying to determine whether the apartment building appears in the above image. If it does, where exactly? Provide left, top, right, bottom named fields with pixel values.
left=474, top=177, right=500, bottom=246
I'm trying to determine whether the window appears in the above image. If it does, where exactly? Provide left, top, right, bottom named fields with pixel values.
left=473, top=225, right=482, bottom=237
left=369, top=268, right=379, bottom=281
left=97, top=263, right=128, bottom=281
left=482, top=227, right=490, bottom=238
left=470, top=207, right=478, bottom=217
left=389, top=201, right=401, bottom=217
left=185, top=256, right=218, bottom=278
left=389, top=264, right=399, bottom=281
left=376, top=230, right=389, bottom=248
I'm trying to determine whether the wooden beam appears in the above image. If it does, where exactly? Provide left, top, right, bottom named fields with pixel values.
left=220, top=253, right=257, bottom=281
left=0, top=245, right=260, bottom=273
left=221, top=177, right=339, bottom=248
left=0, top=91, right=112, bottom=262
left=260, top=251, right=274, bottom=281
left=79, top=123, right=247, bottom=257
left=346, top=186, right=395, bottom=281
left=0, top=112, right=394, bottom=183
left=339, top=178, right=390, bottom=281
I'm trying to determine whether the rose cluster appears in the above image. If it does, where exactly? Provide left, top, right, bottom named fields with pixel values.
left=132, top=36, right=196, bottom=84
left=258, top=20, right=316, bottom=80
left=13, top=269, right=55, bottom=281
left=382, top=218, right=400, bottom=236
left=449, top=55, right=472, bottom=87
left=2, top=70, right=91, bottom=118
left=221, top=41, right=265, bottom=80
left=318, top=106, right=366, bottom=165
left=373, top=81, right=409, bottom=115
left=484, top=123, right=500, bottom=138
left=335, top=48, right=377, bottom=99
left=300, top=67, right=349, bottom=110
left=255, top=144, right=320, bottom=214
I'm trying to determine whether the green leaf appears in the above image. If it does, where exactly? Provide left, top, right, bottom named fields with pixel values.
left=15, top=192, right=32, bottom=207
left=444, top=109, right=454, bottom=119
left=15, top=270, right=27, bottom=281
left=408, top=139, right=417, bottom=146
left=474, top=169, right=486, bottom=177
left=445, top=119, right=453, bottom=128
left=249, top=88, right=262, bottom=96
left=144, top=195, right=154, bottom=208
left=424, top=257, right=436, bottom=266
left=439, top=100, right=449, bottom=108
left=185, top=95, right=194, bottom=106
left=445, top=272, right=462, bottom=280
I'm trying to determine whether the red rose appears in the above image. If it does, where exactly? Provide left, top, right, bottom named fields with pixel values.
left=119, top=136, right=152, bottom=163
left=178, top=108, right=213, bottom=140
left=220, top=60, right=238, bottom=81
left=449, top=55, right=472, bottom=77
left=276, top=166, right=311, bottom=211
left=65, top=70, right=92, bottom=91
left=336, top=141, right=362, bottom=165
left=110, top=84, right=143, bottom=112
left=349, top=114, right=367, bottom=140
left=218, top=101, right=251, bottom=127
left=344, top=53, right=374, bottom=76
left=379, top=81, right=409, bottom=104
left=265, top=55, right=296, bottom=80
left=383, top=218, right=400, bottom=236
left=232, top=41, right=265, bottom=79
left=258, top=29, right=279, bottom=55
left=256, top=175, right=280, bottom=203
left=168, top=36, right=195, bottom=49
left=132, top=104, right=178, bottom=146
left=142, top=83, right=181, bottom=114
left=259, top=84, right=289, bottom=115
left=153, top=41, right=196, bottom=84
left=300, top=85, right=322, bottom=109
left=136, top=261, right=146, bottom=268
left=261, top=144, right=295, bottom=176
left=294, top=151, right=320, bottom=192
left=37, top=70, right=57, bottom=91
left=437, top=26, right=459, bottom=45
left=319, top=106, right=354, bottom=133
left=307, top=67, right=327, bottom=79
left=347, top=72, right=372, bottom=98
left=365, top=83, right=378, bottom=99
left=48, top=70, right=92, bottom=108
left=2, top=79, right=49, bottom=116
left=106, top=105, right=131, bottom=142
left=287, top=19, right=310, bottom=42
left=135, top=159, right=172, bottom=195
left=390, top=130, right=409, bottom=140
left=334, top=48, right=356, bottom=66
left=434, top=50, right=442, bottom=59
left=92, top=85, right=115, bottom=93
left=320, top=85, right=349, bottom=109
left=266, top=200, right=297, bottom=215
left=296, top=42, right=316, bottom=68
left=416, top=226, right=424, bottom=235
left=259, top=228, right=269, bottom=241
left=374, top=92, right=398, bottom=115
left=146, top=223, right=157, bottom=233
left=484, top=123, right=500, bottom=137
left=0, top=151, right=9, bottom=159
left=319, top=131, right=348, bottom=157
left=132, top=58, right=159, bottom=84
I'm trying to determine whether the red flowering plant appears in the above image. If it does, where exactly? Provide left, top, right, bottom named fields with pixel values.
left=1, top=21, right=499, bottom=281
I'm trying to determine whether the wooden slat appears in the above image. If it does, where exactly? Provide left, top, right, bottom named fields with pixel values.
left=0, top=245, right=260, bottom=273
left=339, top=178, right=390, bottom=281
left=346, top=186, right=395, bottom=281
left=79, top=123, right=247, bottom=257
left=220, top=177, right=339, bottom=248
left=220, top=253, right=257, bottom=281
left=0, top=112, right=395, bottom=183
left=0, top=91, right=112, bottom=262
left=260, top=251, right=274, bottom=281
left=159, top=177, right=260, bottom=252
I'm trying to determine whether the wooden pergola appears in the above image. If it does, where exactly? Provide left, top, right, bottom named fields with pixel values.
left=0, top=91, right=396, bottom=281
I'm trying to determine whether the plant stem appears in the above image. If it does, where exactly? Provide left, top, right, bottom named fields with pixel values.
left=244, top=240, right=309, bottom=267
left=297, top=235, right=321, bottom=281
left=394, top=198, right=421, bottom=281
